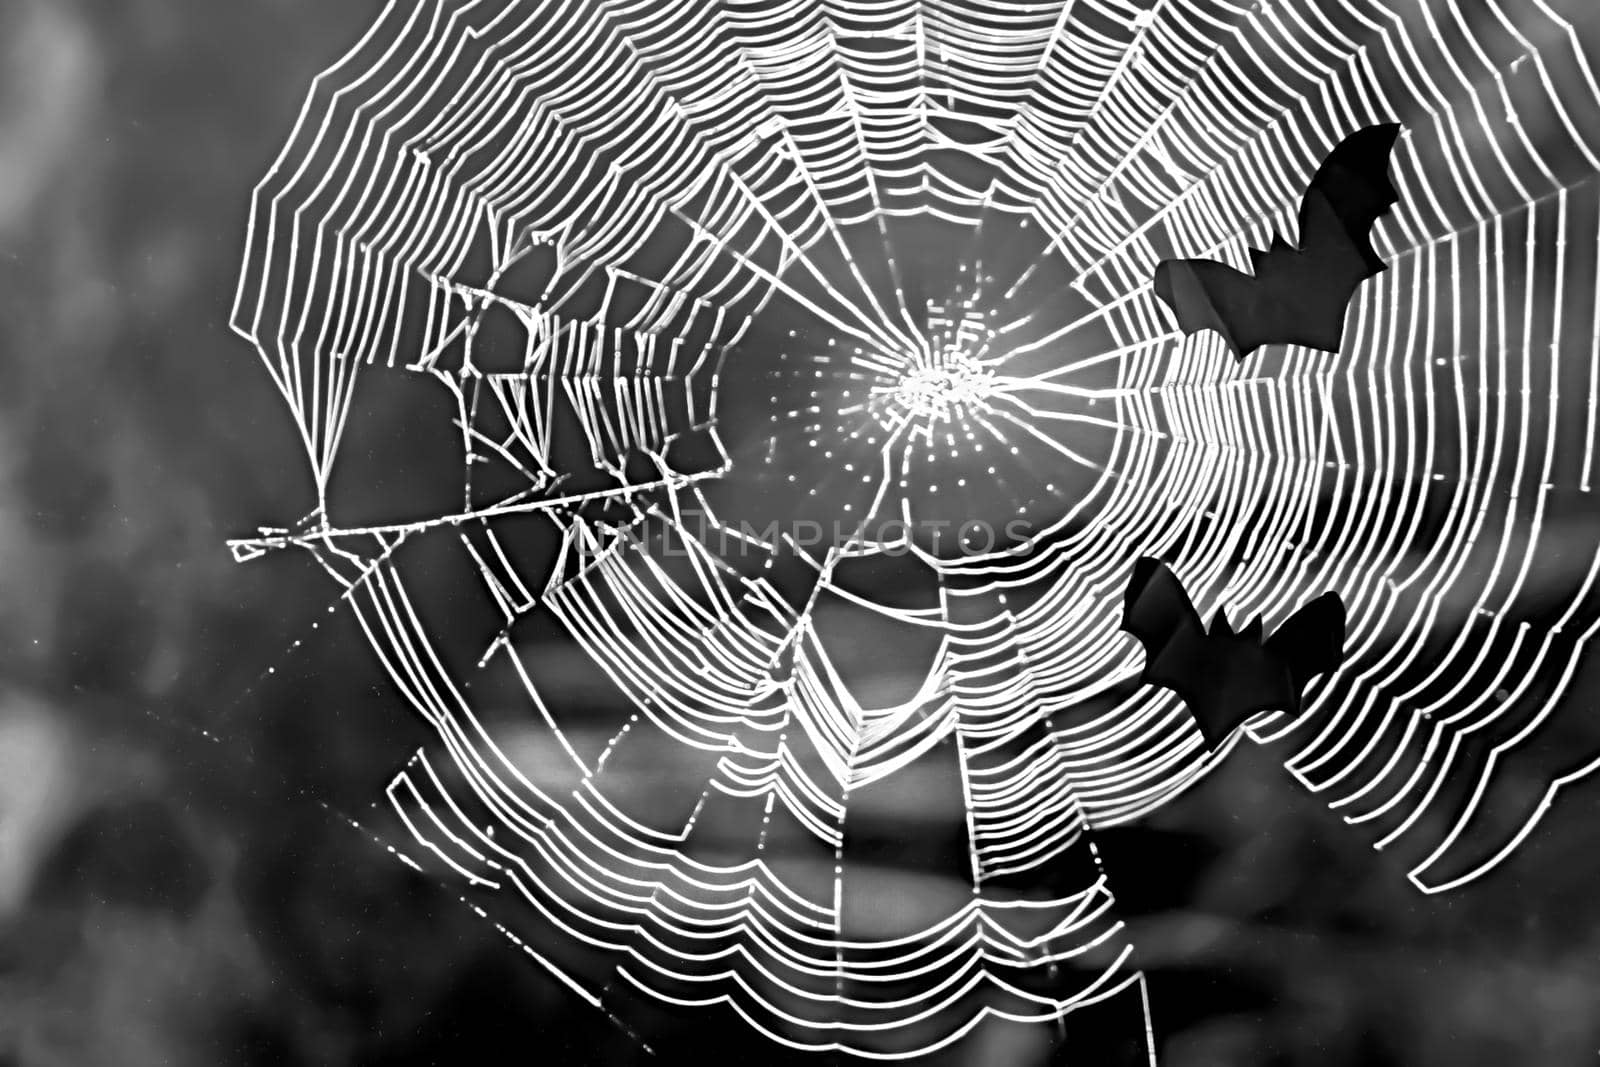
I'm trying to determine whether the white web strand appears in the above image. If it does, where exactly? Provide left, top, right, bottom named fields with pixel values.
left=232, top=0, right=1600, bottom=1058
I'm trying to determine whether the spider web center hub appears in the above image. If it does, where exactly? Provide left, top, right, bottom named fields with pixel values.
left=878, top=352, right=995, bottom=432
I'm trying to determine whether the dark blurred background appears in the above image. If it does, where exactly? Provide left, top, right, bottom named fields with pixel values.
left=1, top=1, right=1599, bottom=1064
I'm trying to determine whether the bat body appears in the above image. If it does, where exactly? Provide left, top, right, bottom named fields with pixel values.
left=1121, top=557, right=1345, bottom=748
left=1152, top=123, right=1402, bottom=359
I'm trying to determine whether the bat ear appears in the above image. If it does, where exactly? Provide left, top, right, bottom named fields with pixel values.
left=1209, top=607, right=1233, bottom=635
left=1241, top=616, right=1264, bottom=642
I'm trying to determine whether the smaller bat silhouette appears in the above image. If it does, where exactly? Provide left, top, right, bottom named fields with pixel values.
left=1152, top=123, right=1402, bottom=359
left=1120, top=557, right=1345, bottom=748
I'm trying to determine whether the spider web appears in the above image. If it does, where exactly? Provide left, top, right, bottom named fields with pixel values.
left=230, top=0, right=1600, bottom=1058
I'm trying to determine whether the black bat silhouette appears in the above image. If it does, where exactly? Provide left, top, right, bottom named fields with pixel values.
left=1152, top=123, right=1402, bottom=359
left=1120, top=557, right=1345, bottom=748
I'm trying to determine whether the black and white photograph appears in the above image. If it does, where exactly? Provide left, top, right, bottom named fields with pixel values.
left=3, top=1, right=1600, bottom=1063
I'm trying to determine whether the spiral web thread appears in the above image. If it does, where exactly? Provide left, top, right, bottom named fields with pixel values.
left=231, top=0, right=1600, bottom=1057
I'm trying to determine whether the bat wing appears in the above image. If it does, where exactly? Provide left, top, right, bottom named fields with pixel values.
left=1263, top=591, right=1346, bottom=698
left=1146, top=626, right=1298, bottom=749
left=1281, top=122, right=1401, bottom=353
left=1120, top=556, right=1204, bottom=665
left=1151, top=258, right=1271, bottom=360
left=1121, top=559, right=1297, bottom=748
left=1151, top=122, right=1401, bottom=360
left=1297, top=123, right=1402, bottom=281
